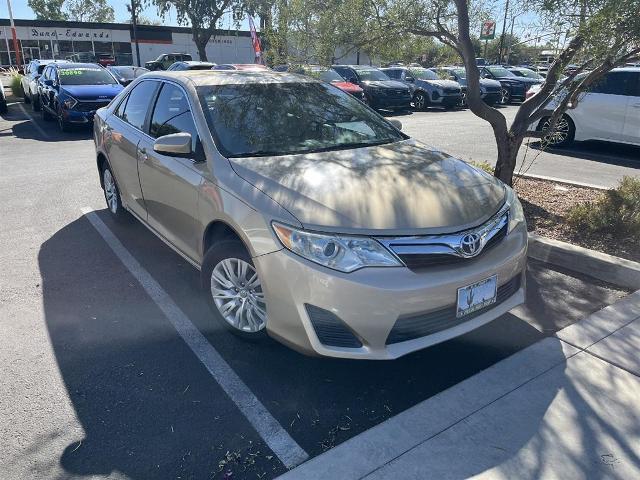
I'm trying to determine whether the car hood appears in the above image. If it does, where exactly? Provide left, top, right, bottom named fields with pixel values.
left=332, top=81, right=363, bottom=93
left=229, top=139, right=506, bottom=235
left=361, top=80, right=409, bottom=90
left=418, top=79, right=459, bottom=89
left=480, top=79, right=502, bottom=88
left=61, top=84, right=123, bottom=100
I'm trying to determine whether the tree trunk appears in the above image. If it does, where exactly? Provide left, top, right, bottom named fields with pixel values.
left=493, top=134, right=523, bottom=186
left=196, top=40, right=208, bottom=61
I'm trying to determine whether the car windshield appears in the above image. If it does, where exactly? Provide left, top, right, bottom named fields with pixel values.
left=198, top=81, right=404, bottom=158
left=58, top=67, right=117, bottom=85
left=188, top=64, right=214, bottom=70
left=514, top=68, right=542, bottom=79
left=356, top=69, right=390, bottom=81
left=487, top=66, right=515, bottom=77
left=306, top=69, right=344, bottom=82
left=409, top=68, right=439, bottom=80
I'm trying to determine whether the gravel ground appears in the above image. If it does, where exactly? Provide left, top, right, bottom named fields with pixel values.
left=513, top=176, right=639, bottom=263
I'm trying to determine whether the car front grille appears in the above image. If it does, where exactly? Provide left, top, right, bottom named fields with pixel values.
left=443, top=87, right=461, bottom=94
left=75, top=101, right=110, bottom=112
left=385, top=274, right=521, bottom=345
left=378, top=206, right=510, bottom=272
left=486, top=86, right=501, bottom=92
left=305, top=304, right=363, bottom=348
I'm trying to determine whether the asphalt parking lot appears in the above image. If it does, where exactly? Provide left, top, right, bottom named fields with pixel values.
left=0, top=95, right=635, bottom=479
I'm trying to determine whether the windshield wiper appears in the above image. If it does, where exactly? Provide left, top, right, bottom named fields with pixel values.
left=227, top=150, right=288, bottom=158
left=303, top=139, right=395, bottom=153
left=227, top=140, right=396, bottom=158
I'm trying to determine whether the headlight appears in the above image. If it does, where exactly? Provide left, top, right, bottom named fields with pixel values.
left=272, top=223, right=401, bottom=273
left=506, top=186, right=525, bottom=233
left=62, top=96, right=77, bottom=109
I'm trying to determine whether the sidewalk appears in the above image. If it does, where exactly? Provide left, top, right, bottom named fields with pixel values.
left=280, top=290, right=640, bottom=480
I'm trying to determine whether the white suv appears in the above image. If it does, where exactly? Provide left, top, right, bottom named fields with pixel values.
left=534, top=67, right=640, bottom=147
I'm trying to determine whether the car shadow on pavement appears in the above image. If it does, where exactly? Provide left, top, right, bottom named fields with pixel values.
left=35, top=210, right=630, bottom=478
left=528, top=140, right=640, bottom=168
left=11, top=119, right=92, bottom=142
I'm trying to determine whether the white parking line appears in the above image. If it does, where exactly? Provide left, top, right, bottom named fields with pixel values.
left=81, top=207, right=309, bottom=469
left=17, top=103, right=50, bottom=139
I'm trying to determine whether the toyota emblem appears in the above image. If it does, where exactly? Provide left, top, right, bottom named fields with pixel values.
left=460, top=233, right=482, bottom=257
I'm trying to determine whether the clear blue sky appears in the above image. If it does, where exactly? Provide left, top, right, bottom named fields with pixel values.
left=0, top=0, right=251, bottom=29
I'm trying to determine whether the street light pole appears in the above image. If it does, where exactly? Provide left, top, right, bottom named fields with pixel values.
left=6, top=0, right=22, bottom=70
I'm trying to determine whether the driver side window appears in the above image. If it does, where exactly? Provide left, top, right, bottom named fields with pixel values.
left=149, top=82, right=200, bottom=154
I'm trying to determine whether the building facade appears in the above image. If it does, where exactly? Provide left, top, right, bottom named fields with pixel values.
left=0, top=19, right=255, bottom=67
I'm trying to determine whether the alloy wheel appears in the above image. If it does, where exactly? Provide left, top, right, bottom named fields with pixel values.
left=103, top=168, right=119, bottom=214
left=500, top=88, right=510, bottom=104
left=210, top=258, right=266, bottom=333
left=414, top=92, right=426, bottom=110
left=542, top=116, right=570, bottom=146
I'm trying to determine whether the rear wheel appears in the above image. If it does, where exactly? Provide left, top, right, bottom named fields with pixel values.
left=41, top=102, right=53, bottom=121
left=540, top=114, right=575, bottom=147
left=203, top=240, right=267, bottom=340
left=102, top=164, right=127, bottom=219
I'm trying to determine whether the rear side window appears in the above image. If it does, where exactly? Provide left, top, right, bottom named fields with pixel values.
left=119, top=81, right=158, bottom=131
left=149, top=83, right=199, bottom=152
left=591, top=72, right=637, bottom=96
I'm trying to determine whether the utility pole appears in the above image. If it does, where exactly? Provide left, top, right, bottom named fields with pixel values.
left=498, top=0, right=510, bottom=64
left=6, top=0, right=21, bottom=70
left=127, top=0, right=142, bottom=67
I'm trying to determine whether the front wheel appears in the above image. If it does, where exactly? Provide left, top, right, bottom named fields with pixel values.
left=203, top=240, right=267, bottom=340
left=540, top=114, right=575, bottom=147
left=57, top=107, right=71, bottom=132
left=500, top=87, right=511, bottom=104
left=41, top=103, right=53, bottom=121
left=413, top=91, right=427, bottom=110
left=32, top=95, right=41, bottom=111
left=24, top=91, right=31, bottom=104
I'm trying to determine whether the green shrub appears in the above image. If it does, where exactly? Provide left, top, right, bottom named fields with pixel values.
left=469, top=161, right=495, bottom=174
left=567, top=176, right=640, bottom=236
left=10, top=73, right=24, bottom=97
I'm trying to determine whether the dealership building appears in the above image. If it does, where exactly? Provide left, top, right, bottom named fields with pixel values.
left=0, top=18, right=257, bottom=67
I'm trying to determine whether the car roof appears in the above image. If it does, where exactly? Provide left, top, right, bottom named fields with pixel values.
left=332, top=64, right=380, bottom=70
left=182, top=61, right=214, bottom=65
left=612, top=66, right=640, bottom=73
left=147, top=70, right=315, bottom=86
left=54, top=62, right=103, bottom=69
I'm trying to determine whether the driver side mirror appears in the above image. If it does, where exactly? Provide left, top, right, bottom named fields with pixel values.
left=405, top=76, right=415, bottom=83
left=153, top=132, right=192, bottom=156
left=389, top=119, right=402, bottom=131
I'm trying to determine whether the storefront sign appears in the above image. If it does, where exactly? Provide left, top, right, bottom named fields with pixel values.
left=29, top=27, right=112, bottom=41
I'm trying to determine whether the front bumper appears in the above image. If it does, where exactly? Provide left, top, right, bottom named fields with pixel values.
left=254, top=222, right=528, bottom=359
left=367, top=93, right=412, bottom=110
left=433, top=94, right=462, bottom=107
left=482, top=92, right=502, bottom=105
left=62, top=109, right=97, bottom=124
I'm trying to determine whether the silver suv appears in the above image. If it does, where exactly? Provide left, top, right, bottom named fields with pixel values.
left=382, top=66, right=462, bottom=109
left=93, top=70, right=527, bottom=359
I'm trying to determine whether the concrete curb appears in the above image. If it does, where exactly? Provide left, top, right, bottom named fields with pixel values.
left=516, top=172, right=610, bottom=191
left=527, top=233, right=640, bottom=290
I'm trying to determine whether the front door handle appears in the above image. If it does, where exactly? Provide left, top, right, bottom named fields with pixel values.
left=632, top=102, right=640, bottom=108
left=138, top=147, right=148, bottom=162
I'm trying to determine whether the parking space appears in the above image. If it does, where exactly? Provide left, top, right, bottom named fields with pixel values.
left=0, top=95, right=633, bottom=479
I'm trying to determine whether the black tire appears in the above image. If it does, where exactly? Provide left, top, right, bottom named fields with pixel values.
left=101, top=163, right=127, bottom=219
left=24, top=91, right=31, bottom=104
left=0, top=101, right=7, bottom=115
left=413, top=91, right=427, bottom=110
left=202, top=239, right=268, bottom=341
left=57, top=106, right=71, bottom=133
left=539, top=114, right=575, bottom=147
left=32, top=95, right=41, bottom=111
left=41, top=103, right=53, bottom=121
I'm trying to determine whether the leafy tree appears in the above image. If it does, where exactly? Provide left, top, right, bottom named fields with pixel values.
left=65, top=0, right=115, bottom=22
left=28, top=0, right=115, bottom=22
left=153, top=0, right=245, bottom=61
left=28, top=0, right=67, bottom=20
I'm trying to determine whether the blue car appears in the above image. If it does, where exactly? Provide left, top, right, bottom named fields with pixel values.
left=37, top=63, right=123, bottom=132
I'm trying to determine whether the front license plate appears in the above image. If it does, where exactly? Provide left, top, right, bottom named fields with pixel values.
left=456, top=275, right=497, bottom=318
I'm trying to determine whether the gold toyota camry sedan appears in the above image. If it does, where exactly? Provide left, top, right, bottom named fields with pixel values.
left=93, top=70, right=527, bottom=359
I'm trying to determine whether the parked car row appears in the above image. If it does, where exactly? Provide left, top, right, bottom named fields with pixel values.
left=0, top=81, right=7, bottom=114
